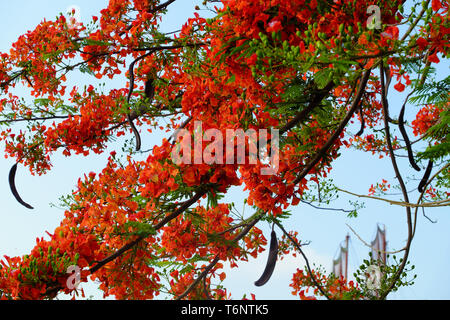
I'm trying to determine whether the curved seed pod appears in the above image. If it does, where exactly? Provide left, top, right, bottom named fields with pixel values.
left=9, top=163, right=34, bottom=209
left=384, top=64, right=391, bottom=95
left=127, top=114, right=142, bottom=152
left=356, top=104, right=365, bottom=137
left=418, top=160, right=433, bottom=193
left=398, top=103, right=420, bottom=171
left=254, top=230, right=278, bottom=287
left=144, top=78, right=155, bottom=101
left=128, top=78, right=155, bottom=151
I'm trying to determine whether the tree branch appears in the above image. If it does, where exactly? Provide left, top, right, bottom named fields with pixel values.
left=273, top=220, right=331, bottom=300
left=89, top=190, right=206, bottom=274
left=378, top=61, right=414, bottom=300
left=337, top=188, right=450, bottom=208
left=279, top=81, right=335, bottom=135
left=148, top=0, right=178, bottom=14
left=175, top=214, right=263, bottom=300
left=291, top=69, right=371, bottom=185
left=412, top=162, right=450, bottom=238
left=0, top=115, right=75, bottom=124
left=346, top=223, right=405, bottom=255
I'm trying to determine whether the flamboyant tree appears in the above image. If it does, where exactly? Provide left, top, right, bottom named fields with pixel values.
left=0, top=0, right=448, bottom=300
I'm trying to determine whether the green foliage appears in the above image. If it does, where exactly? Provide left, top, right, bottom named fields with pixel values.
left=410, top=75, right=450, bottom=107
left=314, top=68, right=333, bottom=89
left=206, top=190, right=224, bottom=209
left=123, top=221, right=157, bottom=238
left=79, top=63, right=96, bottom=76
left=353, top=253, right=417, bottom=299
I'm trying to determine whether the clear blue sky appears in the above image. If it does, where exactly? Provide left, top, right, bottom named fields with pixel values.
left=0, top=1, right=448, bottom=300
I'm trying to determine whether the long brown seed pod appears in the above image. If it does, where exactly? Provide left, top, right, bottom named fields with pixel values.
left=254, top=229, right=278, bottom=287
left=418, top=160, right=433, bottom=193
left=398, top=103, right=421, bottom=171
left=9, top=163, right=34, bottom=209
left=144, top=78, right=155, bottom=101
left=356, top=103, right=365, bottom=136
left=126, top=52, right=153, bottom=152
left=127, top=114, right=142, bottom=151
left=127, top=77, right=156, bottom=152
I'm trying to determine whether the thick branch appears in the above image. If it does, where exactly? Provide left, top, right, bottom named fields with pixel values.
left=89, top=190, right=206, bottom=273
left=291, top=69, right=371, bottom=185
left=279, top=81, right=334, bottom=135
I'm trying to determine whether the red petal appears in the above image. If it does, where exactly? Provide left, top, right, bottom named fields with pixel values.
left=394, top=82, right=405, bottom=92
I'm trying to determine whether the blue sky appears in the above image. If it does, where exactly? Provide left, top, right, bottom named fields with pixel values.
left=0, top=1, right=448, bottom=300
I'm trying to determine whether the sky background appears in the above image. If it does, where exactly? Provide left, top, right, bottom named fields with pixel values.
left=0, top=0, right=449, bottom=300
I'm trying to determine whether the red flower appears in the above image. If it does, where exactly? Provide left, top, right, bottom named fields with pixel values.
left=432, top=0, right=442, bottom=11
left=416, top=37, right=428, bottom=50
left=394, top=81, right=405, bottom=92
left=246, top=53, right=257, bottom=65
left=428, top=52, right=440, bottom=64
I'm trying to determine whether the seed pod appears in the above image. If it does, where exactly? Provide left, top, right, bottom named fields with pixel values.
left=8, top=163, right=34, bottom=209
left=127, top=114, right=142, bottom=152
left=356, top=103, right=365, bottom=136
left=144, top=78, right=155, bottom=101
left=254, top=230, right=278, bottom=287
left=418, top=160, right=433, bottom=193
left=398, top=104, right=420, bottom=171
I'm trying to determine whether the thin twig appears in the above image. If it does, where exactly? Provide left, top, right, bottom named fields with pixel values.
left=274, top=220, right=331, bottom=300
left=169, top=116, right=193, bottom=144
left=400, top=0, right=431, bottom=42
left=279, top=82, right=335, bottom=135
left=412, top=163, right=450, bottom=238
left=422, top=207, right=437, bottom=224
left=0, top=115, right=75, bottom=124
left=300, top=200, right=354, bottom=214
left=346, top=224, right=405, bottom=255
left=337, top=188, right=450, bottom=208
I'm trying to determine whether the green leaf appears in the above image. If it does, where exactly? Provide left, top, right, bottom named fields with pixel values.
left=79, top=64, right=95, bottom=76
left=314, top=69, right=332, bottom=89
left=226, top=74, right=236, bottom=84
left=83, top=38, right=110, bottom=47
left=34, top=98, right=51, bottom=106
left=123, top=221, right=156, bottom=237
